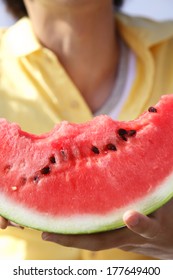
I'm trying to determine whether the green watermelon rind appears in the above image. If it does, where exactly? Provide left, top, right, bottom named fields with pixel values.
left=0, top=172, right=173, bottom=234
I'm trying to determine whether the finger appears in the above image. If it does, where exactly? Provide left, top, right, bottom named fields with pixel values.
left=42, top=232, right=111, bottom=250
left=42, top=225, right=139, bottom=251
left=42, top=232, right=95, bottom=249
left=42, top=230, right=123, bottom=251
left=123, top=210, right=160, bottom=239
left=8, top=221, right=24, bottom=229
left=0, top=217, right=9, bottom=229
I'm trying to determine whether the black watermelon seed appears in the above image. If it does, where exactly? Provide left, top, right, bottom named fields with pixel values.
left=128, top=130, right=136, bottom=136
left=49, top=156, right=56, bottom=164
left=118, top=129, right=128, bottom=141
left=107, top=143, right=117, bottom=151
left=41, top=166, right=51, bottom=175
left=121, top=135, right=127, bottom=141
left=118, top=128, right=128, bottom=136
left=148, top=106, right=157, bottom=113
left=91, top=146, right=100, bottom=154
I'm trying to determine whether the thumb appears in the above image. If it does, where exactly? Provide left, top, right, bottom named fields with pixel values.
left=123, top=210, right=160, bottom=239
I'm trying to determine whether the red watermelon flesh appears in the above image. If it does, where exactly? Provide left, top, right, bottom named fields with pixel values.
left=0, top=95, right=173, bottom=233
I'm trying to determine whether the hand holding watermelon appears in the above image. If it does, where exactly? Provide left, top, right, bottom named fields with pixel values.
left=41, top=199, right=173, bottom=260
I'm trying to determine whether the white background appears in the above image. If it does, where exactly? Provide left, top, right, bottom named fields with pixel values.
left=0, top=0, right=16, bottom=26
left=0, top=260, right=171, bottom=280
left=0, top=0, right=173, bottom=26
left=122, top=0, right=173, bottom=20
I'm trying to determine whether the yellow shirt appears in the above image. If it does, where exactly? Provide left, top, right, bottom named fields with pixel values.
left=0, top=13, right=173, bottom=260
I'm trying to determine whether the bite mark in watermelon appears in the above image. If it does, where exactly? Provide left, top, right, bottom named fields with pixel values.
left=0, top=95, right=173, bottom=234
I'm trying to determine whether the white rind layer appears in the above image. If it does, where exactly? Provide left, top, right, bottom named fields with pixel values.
left=0, top=172, right=173, bottom=234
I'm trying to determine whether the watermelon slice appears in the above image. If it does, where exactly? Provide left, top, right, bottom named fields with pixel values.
left=0, top=95, right=173, bottom=234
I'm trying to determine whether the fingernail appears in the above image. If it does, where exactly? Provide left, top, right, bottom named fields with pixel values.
left=124, top=213, right=139, bottom=227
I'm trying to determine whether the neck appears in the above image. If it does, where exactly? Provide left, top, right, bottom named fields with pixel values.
left=24, top=0, right=119, bottom=112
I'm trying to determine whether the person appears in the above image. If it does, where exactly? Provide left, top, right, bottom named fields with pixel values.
left=0, top=0, right=173, bottom=260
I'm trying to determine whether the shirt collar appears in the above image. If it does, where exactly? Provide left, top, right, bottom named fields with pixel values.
left=2, top=17, right=41, bottom=57
left=116, top=13, right=173, bottom=48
